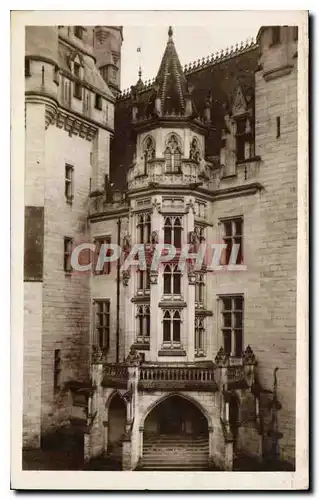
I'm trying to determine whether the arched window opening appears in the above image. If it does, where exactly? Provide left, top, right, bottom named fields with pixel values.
left=162, top=309, right=181, bottom=345
left=164, top=134, right=182, bottom=173
left=163, top=264, right=181, bottom=296
left=195, top=317, right=205, bottom=355
left=164, top=216, right=182, bottom=247
left=137, top=213, right=152, bottom=244
left=136, top=304, right=150, bottom=343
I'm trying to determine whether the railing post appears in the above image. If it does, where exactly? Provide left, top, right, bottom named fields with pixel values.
left=242, top=345, right=257, bottom=387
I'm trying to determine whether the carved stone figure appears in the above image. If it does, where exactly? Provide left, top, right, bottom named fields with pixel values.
left=126, top=345, right=141, bottom=367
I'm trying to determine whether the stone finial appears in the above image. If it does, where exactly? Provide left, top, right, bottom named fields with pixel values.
left=168, top=26, right=173, bottom=38
left=126, top=345, right=141, bottom=367
left=243, top=345, right=257, bottom=365
left=91, top=344, right=105, bottom=364
left=215, top=346, right=229, bottom=366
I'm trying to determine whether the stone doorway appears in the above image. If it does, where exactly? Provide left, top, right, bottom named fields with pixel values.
left=141, top=395, right=209, bottom=470
left=107, top=393, right=126, bottom=464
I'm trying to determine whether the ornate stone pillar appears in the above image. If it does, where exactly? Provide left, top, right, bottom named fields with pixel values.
left=150, top=197, right=162, bottom=360
left=122, top=347, right=141, bottom=470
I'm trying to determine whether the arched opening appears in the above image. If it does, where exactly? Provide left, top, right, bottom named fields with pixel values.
left=142, top=394, right=209, bottom=470
left=107, top=393, right=126, bottom=461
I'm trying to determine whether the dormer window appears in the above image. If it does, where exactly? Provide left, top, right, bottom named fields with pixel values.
left=271, top=26, right=281, bottom=46
left=95, top=93, right=102, bottom=110
left=74, top=26, right=83, bottom=39
left=74, top=62, right=81, bottom=78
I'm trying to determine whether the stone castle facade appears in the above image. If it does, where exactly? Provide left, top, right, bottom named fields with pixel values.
left=24, top=25, right=298, bottom=470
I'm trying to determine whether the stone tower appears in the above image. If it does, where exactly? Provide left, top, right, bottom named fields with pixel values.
left=93, top=26, right=123, bottom=95
left=254, top=25, right=298, bottom=464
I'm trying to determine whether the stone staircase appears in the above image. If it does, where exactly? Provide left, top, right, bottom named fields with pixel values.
left=138, top=434, right=210, bottom=471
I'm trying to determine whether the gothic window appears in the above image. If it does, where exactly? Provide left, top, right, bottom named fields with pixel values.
left=220, top=295, right=243, bottom=357
left=136, top=305, right=150, bottom=343
left=164, top=134, right=182, bottom=173
left=190, top=137, right=201, bottom=163
left=195, top=317, right=205, bottom=355
left=164, top=216, right=182, bottom=247
left=163, top=309, right=181, bottom=344
left=195, top=273, right=205, bottom=307
left=163, top=264, right=181, bottom=296
left=137, top=213, right=151, bottom=244
left=142, top=136, right=155, bottom=175
left=94, top=235, right=112, bottom=275
left=95, top=299, right=110, bottom=351
left=221, top=218, right=243, bottom=265
left=137, top=268, right=150, bottom=294
left=73, top=61, right=82, bottom=100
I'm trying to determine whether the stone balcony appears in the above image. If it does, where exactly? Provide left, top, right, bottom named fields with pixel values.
left=94, top=345, right=257, bottom=393
left=127, top=159, right=211, bottom=191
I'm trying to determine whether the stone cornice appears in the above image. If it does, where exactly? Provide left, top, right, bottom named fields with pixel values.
left=132, top=115, right=211, bottom=135
left=89, top=206, right=129, bottom=222
left=126, top=182, right=263, bottom=202
left=57, top=103, right=115, bottom=135
left=52, top=107, right=98, bottom=141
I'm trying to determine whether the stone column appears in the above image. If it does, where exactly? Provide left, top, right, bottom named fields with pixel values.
left=150, top=197, right=162, bottom=360
left=122, top=348, right=141, bottom=470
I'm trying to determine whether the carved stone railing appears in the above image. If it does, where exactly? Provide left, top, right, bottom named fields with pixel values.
left=227, top=364, right=245, bottom=384
left=102, top=363, right=128, bottom=388
left=127, top=160, right=210, bottom=191
left=138, top=364, right=217, bottom=391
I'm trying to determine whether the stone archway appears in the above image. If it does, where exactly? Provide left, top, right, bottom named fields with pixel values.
left=106, top=392, right=126, bottom=463
left=140, top=394, right=210, bottom=470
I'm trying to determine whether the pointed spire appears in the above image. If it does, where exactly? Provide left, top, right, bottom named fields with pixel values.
left=153, top=25, right=191, bottom=115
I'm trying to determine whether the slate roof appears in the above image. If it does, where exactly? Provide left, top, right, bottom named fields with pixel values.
left=154, top=26, right=190, bottom=115
left=110, top=32, right=259, bottom=191
left=58, top=41, right=115, bottom=100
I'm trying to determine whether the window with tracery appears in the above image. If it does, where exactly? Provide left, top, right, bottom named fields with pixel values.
left=195, top=273, right=205, bottom=307
left=137, top=268, right=150, bottom=294
left=142, top=136, right=155, bottom=175
left=163, top=264, right=181, bottom=296
left=163, top=309, right=181, bottom=344
left=137, top=213, right=151, bottom=244
left=136, top=305, right=150, bottom=343
left=164, top=216, right=182, bottom=247
left=195, top=317, right=205, bottom=354
left=164, top=134, right=182, bottom=173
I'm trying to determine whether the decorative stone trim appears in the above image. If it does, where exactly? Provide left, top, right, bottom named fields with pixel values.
left=132, top=342, right=150, bottom=351
left=158, top=300, right=187, bottom=309
left=53, top=107, right=98, bottom=141
left=263, top=64, right=294, bottom=81
left=158, top=349, right=187, bottom=357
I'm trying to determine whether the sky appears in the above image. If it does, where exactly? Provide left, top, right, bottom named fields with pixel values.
left=120, top=24, right=262, bottom=91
